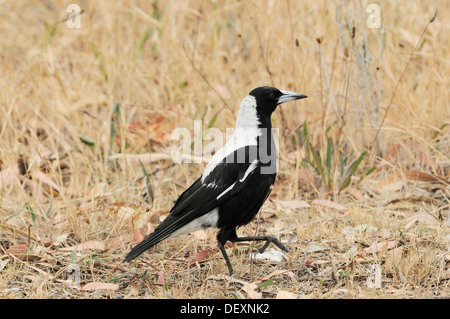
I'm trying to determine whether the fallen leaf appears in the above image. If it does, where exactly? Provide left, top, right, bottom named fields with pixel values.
left=5, top=244, right=28, bottom=255
left=17, top=176, right=44, bottom=200
left=374, top=170, right=449, bottom=192
left=404, top=213, right=440, bottom=230
left=387, top=246, right=404, bottom=263
left=344, top=245, right=360, bottom=260
left=127, top=283, right=141, bottom=296
left=378, top=241, right=389, bottom=258
left=364, top=240, right=397, bottom=255
left=0, top=165, right=19, bottom=188
left=149, top=209, right=170, bottom=224
left=214, top=84, right=231, bottom=99
left=36, top=281, right=46, bottom=296
left=81, top=282, right=119, bottom=291
left=188, top=248, right=217, bottom=265
left=252, top=248, right=286, bottom=263
left=385, top=143, right=402, bottom=162
left=207, top=275, right=262, bottom=299
left=116, top=205, right=148, bottom=229
left=278, top=200, right=311, bottom=211
left=107, top=235, right=131, bottom=250
left=145, top=222, right=154, bottom=236
left=192, top=229, right=208, bottom=240
left=0, top=260, right=9, bottom=271
left=403, top=170, right=448, bottom=182
left=234, top=280, right=261, bottom=299
left=416, top=151, right=440, bottom=171
left=342, top=187, right=364, bottom=200
left=366, top=264, right=382, bottom=289
left=7, top=245, right=44, bottom=262
left=28, top=150, right=52, bottom=167
left=157, top=271, right=164, bottom=286
left=321, top=217, right=334, bottom=226
left=88, top=182, right=107, bottom=197
left=272, top=199, right=283, bottom=212
left=261, top=270, right=297, bottom=282
left=297, top=168, right=317, bottom=188
left=132, top=229, right=144, bottom=242
left=276, top=290, right=297, bottom=299
left=109, top=153, right=182, bottom=165
left=329, top=288, right=349, bottom=298
left=55, top=233, right=69, bottom=244
left=311, top=259, right=330, bottom=266
left=312, top=199, right=347, bottom=212
left=188, top=243, right=233, bottom=265
left=399, top=29, right=421, bottom=47
left=353, top=224, right=378, bottom=233
left=305, top=256, right=313, bottom=268
left=304, top=242, right=329, bottom=253
left=375, top=180, right=407, bottom=193
left=60, top=240, right=106, bottom=251
left=31, top=170, right=68, bottom=195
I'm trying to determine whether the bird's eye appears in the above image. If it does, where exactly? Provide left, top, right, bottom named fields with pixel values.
left=269, top=93, right=275, bottom=99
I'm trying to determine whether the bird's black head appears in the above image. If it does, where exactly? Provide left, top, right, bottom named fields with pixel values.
left=249, top=86, right=307, bottom=116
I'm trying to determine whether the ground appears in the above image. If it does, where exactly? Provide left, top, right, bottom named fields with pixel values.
left=0, top=1, right=449, bottom=299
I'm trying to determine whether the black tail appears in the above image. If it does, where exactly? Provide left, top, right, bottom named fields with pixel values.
left=123, top=231, right=166, bottom=262
left=123, top=214, right=181, bottom=263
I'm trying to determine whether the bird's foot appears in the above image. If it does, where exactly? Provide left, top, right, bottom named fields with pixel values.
left=257, top=237, right=290, bottom=254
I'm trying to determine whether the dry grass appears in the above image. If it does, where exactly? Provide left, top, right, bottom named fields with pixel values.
left=0, top=0, right=449, bottom=299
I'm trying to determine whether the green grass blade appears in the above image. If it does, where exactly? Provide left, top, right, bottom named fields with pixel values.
left=339, top=151, right=367, bottom=191
left=326, top=137, right=332, bottom=189
left=139, top=160, right=153, bottom=205
left=45, top=194, right=53, bottom=217
left=79, top=134, right=95, bottom=147
left=25, top=203, right=36, bottom=224
left=309, top=142, right=324, bottom=177
left=5, top=205, right=26, bottom=221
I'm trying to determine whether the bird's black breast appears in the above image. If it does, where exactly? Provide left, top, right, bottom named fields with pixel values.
left=211, top=132, right=277, bottom=229
left=216, top=170, right=276, bottom=229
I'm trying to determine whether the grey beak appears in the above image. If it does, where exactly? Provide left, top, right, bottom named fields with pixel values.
left=277, top=90, right=308, bottom=105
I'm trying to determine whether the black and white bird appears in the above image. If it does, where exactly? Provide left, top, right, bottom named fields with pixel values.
left=124, top=86, right=307, bottom=275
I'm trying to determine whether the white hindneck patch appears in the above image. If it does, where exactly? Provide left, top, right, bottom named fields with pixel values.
left=235, top=95, right=260, bottom=129
left=201, top=95, right=261, bottom=182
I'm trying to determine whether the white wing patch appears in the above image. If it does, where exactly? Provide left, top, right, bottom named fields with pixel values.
left=216, top=182, right=236, bottom=200
left=206, top=182, right=219, bottom=189
left=239, top=159, right=259, bottom=182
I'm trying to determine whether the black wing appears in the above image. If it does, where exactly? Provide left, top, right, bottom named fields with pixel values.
left=124, top=147, right=259, bottom=262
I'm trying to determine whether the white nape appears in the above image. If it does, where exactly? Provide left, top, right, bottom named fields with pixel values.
left=201, top=95, right=261, bottom=182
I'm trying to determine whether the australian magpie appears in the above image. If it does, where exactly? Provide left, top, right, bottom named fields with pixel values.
left=124, top=86, right=307, bottom=275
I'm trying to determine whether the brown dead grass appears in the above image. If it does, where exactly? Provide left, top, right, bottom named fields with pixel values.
left=0, top=0, right=449, bottom=299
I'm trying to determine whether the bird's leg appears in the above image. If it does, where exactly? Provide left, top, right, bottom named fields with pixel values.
left=231, top=235, right=290, bottom=254
left=217, top=240, right=234, bottom=276
left=217, top=229, right=235, bottom=276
